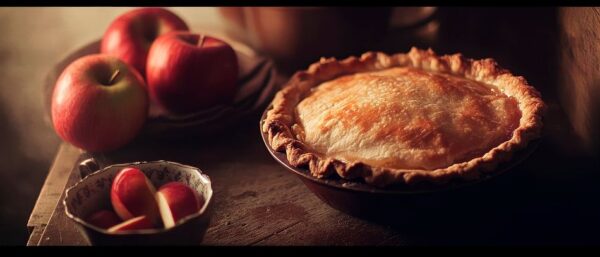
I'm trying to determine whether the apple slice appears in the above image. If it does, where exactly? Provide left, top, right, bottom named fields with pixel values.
left=86, top=209, right=122, bottom=229
left=111, top=167, right=160, bottom=225
left=156, top=182, right=204, bottom=228
left=107, top=216, right=154, bottom=233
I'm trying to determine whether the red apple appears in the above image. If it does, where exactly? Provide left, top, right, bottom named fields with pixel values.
left=51, top=54, right=148, bottom=152
left=146, top=31, right=239, bottom=114
left=86, top=209, right=122, bottom=229
left=107, top=216, right=155, bottom=233
left=156, top=182, right=204, bottom=228
left=110, top=167, right=160, bottom=225
left=101, top=7, right=189, bottom=77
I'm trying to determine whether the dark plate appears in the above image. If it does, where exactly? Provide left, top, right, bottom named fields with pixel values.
left=259, top=104, right=540, bottom=221
left=45, top=37, right=280, bottom=141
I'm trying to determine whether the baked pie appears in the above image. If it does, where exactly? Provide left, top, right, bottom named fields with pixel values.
left=262, top=48, right=545, bottom=187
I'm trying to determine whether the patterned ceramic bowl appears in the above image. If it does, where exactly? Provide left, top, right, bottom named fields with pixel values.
left=63, top=161, right=213, bottom=245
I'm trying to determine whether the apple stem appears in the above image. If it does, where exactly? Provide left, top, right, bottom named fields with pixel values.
left=108, top=69, right=120, bottom=85
left=198, top=35, right=206, bottom=47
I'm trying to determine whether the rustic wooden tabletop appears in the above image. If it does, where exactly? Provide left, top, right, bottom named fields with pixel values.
left=28, top=124, right=414, bottom=246
left=26, top=7, right=600, bottom=246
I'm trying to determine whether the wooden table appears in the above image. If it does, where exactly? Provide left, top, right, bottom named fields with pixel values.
left=26, top=7, right=600, bottom=246
left=26, top=120, right=414, bottom=246
left=26, top=101, right=600, bottom=246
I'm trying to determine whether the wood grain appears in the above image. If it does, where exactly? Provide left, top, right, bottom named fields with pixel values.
left=35, top=149, right=88, bottom=246
left=27, top=144, right=81, bottom=233
left=31, top=123, right=403, bottom=245
left=558, top=7, right=600, bottom=153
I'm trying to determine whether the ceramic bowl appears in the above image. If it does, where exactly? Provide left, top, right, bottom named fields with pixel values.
left=63, top=161, right=213, bottom=245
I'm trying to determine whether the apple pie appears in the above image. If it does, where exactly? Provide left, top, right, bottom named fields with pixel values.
left=262, top=48, right=545, bottom=187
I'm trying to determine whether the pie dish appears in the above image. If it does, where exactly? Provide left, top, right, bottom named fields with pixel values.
left=262, top=47, right=545, bottom=187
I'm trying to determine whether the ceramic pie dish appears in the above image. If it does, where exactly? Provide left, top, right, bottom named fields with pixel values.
left=260, top=104, right=540, bottom=220
left=262, top=47, right=545, bottom=188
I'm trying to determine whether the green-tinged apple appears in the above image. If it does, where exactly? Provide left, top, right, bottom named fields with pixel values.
left=86, top=209, right=122, bottom=229
left=107, top=216, right=155, bottom=233
left=146, top=31, right=239, bottom=114
left=111, top=168, right=160, bottom=225
left=51, top=54, right=148, bottom=152
left=156, top=182, right=204, bottom=228
left=101, top=7, right=189, bottom=77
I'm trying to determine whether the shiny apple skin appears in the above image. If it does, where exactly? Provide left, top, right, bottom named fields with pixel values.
left=156, top=182, right=204, bottom=228
left=110, top=167, right=160, bottom=225
left=86, top=209, right=122, bottom=229
left=51, top=54, right=148, bottom=152
left=101, top=7, right=189, bottom=77
left=146, top=32, right=239, bottom=114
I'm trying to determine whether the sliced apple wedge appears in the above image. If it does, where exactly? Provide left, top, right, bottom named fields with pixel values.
left=111, top=167, right=160, bottom=225
left=87, top=209, right=122, bottom=229
left=156, top=182, right=204, bottom=228
left=107, top=215, right=154, bottom=233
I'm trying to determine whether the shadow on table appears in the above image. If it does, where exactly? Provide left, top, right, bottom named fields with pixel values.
left=353, top=138, right=600, bottom=245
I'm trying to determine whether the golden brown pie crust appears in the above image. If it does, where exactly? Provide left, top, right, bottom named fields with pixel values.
left=262, top=47, right=545, bottom=187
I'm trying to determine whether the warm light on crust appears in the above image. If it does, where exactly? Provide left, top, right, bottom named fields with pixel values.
left=296, top=67, right=521, bottom=171
left=262, top=48, right=546, bottom=187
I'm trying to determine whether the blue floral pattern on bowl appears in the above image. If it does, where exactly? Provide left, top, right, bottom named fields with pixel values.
left=63, top=160, right=213, bottom=245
